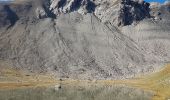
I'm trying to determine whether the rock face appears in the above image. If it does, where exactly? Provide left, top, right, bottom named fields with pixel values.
left=0, top=0, right=170, bottom=80
left=118, top=0, right=150, bottom=26
left=50, top=0, right=151, bottom=26
left=50, top=0, right=96, bottom=15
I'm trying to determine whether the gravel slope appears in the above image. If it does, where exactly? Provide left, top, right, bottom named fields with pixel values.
left=0, top=0, right=170, bottom=80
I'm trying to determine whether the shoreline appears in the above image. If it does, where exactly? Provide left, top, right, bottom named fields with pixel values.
left=0, top=65, right=170, bottom=100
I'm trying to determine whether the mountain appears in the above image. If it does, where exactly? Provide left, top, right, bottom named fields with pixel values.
left=0, top=0, right=170, bottom=80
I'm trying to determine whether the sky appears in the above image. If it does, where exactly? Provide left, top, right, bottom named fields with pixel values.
left=145, top=0, right=168, bottom=3
left=0, top=0, right=13, bottom=1
left=0, top=0, right=169, bottom=3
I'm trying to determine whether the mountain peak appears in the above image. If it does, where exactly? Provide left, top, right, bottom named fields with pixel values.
left=49, top=0, right=150, bottom=26
left=50, top=0, right=96, bottom=14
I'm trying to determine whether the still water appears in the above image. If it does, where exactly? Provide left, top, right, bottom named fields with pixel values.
left=0, top=84, right=153, bottom=100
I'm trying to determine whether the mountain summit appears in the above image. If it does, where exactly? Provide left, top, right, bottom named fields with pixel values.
left=50, top=0, right=151, bottom=26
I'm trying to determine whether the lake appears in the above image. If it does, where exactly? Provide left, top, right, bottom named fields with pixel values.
left=0, top=84, right=153, bottom=100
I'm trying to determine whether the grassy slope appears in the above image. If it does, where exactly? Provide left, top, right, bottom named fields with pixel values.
left=133, top=64, right=170, bottom=100
left=109, top=64, right=170, bottom=100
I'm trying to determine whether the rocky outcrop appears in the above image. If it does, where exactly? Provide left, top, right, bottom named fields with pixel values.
left=49, top=0, right=151, bottom=26
left=50, top=0, right=96, bottom=15
left=118, top=0, right=150, bottom=26
left=36, top=7, right=48, bottom=19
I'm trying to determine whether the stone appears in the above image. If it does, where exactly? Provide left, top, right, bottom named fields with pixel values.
left=35, top=7, right=47, bottom=19
left=54, top=84, right=62, bottom=90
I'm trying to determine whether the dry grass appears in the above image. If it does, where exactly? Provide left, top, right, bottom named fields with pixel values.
left=106, top=64, right=170, bottom=100
left=134, top=64, right=170, bottom=100
left=0, top=61, right=58, bottom=89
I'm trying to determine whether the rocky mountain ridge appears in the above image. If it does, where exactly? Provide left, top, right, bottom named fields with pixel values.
left=49, top=0, right=151, bottom=26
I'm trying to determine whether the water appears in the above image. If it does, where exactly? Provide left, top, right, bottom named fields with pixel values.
left=0, top=85, right=152, bottom=100
left=0, top=0, right=14, bottom=3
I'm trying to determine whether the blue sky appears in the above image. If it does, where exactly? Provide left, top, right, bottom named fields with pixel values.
left=0, top=0, right=14, bottom=1
left=145, top=0, right=167, bottom=3
left=0, top=0, right=168, bottom=3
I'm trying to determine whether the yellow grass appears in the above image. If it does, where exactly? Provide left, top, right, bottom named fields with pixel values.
left=132, top=64, right=170, bottom=100
left=105, top=64, right=170, bottom=100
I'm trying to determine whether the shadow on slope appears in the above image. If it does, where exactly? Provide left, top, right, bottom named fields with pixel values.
left=3, top=5, right=19, bottom=28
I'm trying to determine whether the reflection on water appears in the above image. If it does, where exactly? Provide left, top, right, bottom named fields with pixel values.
left=0, top=85, right=152, bottom=100
left=0, top=0, right=14, bottom=4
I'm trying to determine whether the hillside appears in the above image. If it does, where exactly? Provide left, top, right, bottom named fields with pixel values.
left=0, top=0, right=170, bottom=80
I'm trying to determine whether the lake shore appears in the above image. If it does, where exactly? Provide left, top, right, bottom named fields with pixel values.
left=0, top=64, right=170, bottom=100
